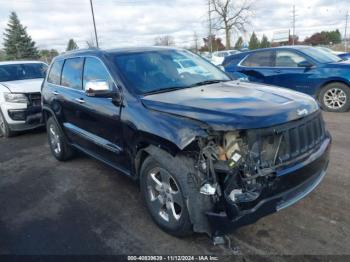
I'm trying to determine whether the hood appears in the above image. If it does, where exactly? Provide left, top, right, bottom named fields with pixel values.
left=0, top=78, right=44, bottom=93
left=141, top=81, right=319, bottom=130
left=326, top=59, right=350, bottom=68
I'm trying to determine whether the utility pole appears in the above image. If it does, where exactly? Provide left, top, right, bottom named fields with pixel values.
left=345, top=11, right=349, bottom=52
left=193, top=31, right=199, bottom=53
left=89, top=0, right=99, bottom=48
left=208, top=0, right=213, bottom=53
left=292, top=5, right=296, bottom=45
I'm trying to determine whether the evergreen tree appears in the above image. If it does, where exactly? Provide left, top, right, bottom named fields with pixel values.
left=249, top=32, right=260, bottom=50
left=66, top=39, right=79, bottom=51
left=3, top=12, right=39, bottom=60
left=234, top=37, right=243, bottom=50
left=39, top=49, right=59, bottom=63
left=260, top=35, right=271, bottom=48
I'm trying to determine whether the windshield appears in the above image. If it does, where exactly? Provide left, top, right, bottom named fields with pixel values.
left=112, top=49, right=230, bottom=94
left=301, top=47, right=342, bottom=63
left=0, top=63, right=47, bottom=82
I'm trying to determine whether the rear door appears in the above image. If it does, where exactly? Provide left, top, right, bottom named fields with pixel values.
left=237, top=50, right=277, bottom=84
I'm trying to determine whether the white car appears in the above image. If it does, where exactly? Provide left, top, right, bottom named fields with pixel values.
left=175, top=59, right=211, bottom=77
left=0, top=61, right=47, bottom=137
left=211, top=50, right=240, bottom=65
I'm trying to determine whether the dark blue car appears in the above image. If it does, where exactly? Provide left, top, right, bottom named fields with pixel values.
left=223, top=46, right=350, bottom=112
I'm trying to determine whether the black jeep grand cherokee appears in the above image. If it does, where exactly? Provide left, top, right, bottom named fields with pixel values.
left=42, top=47, right=331, bottom=237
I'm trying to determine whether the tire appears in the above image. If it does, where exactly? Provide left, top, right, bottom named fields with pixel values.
left=140, top=156, right=192, bottom=237
left=46, top=117, right=75, bottom=161
left=0, top=109, right=14, bottom=138
left=319, top=83, right=350, bottom=112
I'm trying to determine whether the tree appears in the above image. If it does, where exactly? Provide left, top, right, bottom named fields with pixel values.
left=66, top=39, right=79, bottom=51
left=154, top=35, right=175, bottom=46
left=234, top=36, right=243, bottom=49
left=200, top=35, right=225, bottom=52
left=39, top=49, right=59, bottom=63
left=211, top=0, right=254, bottom=49
left=249, top=32, right=260, bottom=50
left=0, top=50, right=6, bottom=61
left=3, top=12, right=39, bottom=60
left=260, top=35, right=270, bottom=48
left=304, top=30, right=342, bottom=46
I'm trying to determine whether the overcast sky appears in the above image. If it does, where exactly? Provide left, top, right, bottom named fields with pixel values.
left=0, top=0, right=348, bottom=51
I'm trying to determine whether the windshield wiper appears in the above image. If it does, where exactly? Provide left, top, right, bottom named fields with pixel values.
left=188, top=79, right=229, bottom=87
left=143, top=86, right=186, bottom=95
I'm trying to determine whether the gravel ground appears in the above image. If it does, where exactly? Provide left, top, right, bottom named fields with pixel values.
left=0, top=112, right=349, bottom=258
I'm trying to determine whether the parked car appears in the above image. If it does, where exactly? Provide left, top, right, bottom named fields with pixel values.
left=175, top=59, right=211, bottom=77
left=42, top=47, right=330, bottom=238
left=316, top=46, right=350, bottom=61
left=0, top=61, right=47, bottom=137
left=211, top=50, right=240, bottom=65
left=223, top=46, right=350, bottom=112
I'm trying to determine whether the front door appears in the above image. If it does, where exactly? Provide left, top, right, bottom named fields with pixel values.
left=271, top=50, right=317, bottom=95
left=77, top=57, right=127, bottom=171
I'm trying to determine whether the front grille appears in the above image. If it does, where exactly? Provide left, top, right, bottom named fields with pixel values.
left=247, top=111, right=326, bottom=169
left=26, top=93, right=41, bottom=107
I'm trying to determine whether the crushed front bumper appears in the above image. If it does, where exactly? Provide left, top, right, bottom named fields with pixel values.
left=206, top=136, right=331, bottom=234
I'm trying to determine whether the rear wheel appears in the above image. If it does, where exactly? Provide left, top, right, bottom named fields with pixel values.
left=319, top=83, right=350, bottom=112
left=0, top=109, right=14, bottom=138
left=46, top=117, right=75, bottom=161
left=140, top=156, right=192, bottom=237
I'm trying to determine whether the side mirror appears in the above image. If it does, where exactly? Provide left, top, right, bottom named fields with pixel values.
left=85, top=80, right=110, bottom=96
left=85, top=80, right=122, bottom=105
left=298, top=60, right=314, bottom=68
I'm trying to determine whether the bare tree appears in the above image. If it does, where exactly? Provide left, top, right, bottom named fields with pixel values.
left=211, top=0, right=254, bottom=49
left=154, top=35, right=175, bottom=46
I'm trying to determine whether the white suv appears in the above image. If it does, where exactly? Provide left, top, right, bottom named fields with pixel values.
left=0, top=61, right=47, bottom=137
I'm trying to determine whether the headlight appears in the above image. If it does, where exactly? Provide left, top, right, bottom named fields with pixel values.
left=4, top=93, right=28, bottom=103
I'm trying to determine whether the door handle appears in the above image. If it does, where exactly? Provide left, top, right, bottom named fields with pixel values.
left=274, top=70, right=282, bottom=73
left=52, top=91, right=59, bottom=95
left=75, top=98, right=85, bottom=103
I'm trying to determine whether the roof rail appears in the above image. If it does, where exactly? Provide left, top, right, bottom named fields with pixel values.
left=62, top=47, right=99, bottom=55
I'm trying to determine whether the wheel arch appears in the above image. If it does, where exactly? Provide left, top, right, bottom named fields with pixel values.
left=132, top=132, right=186, bottom=179
left=316, top=79, right=350, bottom=99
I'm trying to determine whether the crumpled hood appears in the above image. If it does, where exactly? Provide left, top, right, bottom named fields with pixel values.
left=141, top=81, right=319, bottom=130
left=0, top=78, right=44, bottom=93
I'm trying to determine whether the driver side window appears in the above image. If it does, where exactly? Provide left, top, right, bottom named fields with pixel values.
left=275, top=51, right=307, bottom=67
left=83, top=57, right=113, bottom=90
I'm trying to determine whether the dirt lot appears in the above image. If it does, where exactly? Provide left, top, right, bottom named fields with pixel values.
left=0, top=112, right=349, bottom=257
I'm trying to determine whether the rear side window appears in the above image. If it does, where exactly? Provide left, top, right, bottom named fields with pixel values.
left=241, top=51, right=274, bottom=67
left=61, top=58, right=84, bottom=90
left=47, top=60, right=63, bottom=85
left=83, top=57, right=113, bottom=90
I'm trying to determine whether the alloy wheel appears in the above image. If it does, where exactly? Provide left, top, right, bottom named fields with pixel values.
left=49, top=124, right=61, bottom=155
left=146, top=167, right=183, bottom=224
left=324, top=88, right=347, bottom=110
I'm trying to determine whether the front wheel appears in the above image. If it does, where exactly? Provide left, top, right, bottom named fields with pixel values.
left=140, top=156, right=192, bottom=237
left=319, top=83, right=350, bottom=112
left=0, top=109, right=14, bottom=138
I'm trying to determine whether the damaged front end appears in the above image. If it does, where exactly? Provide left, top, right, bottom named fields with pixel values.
left=185, top=111, right=331, bottom=236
